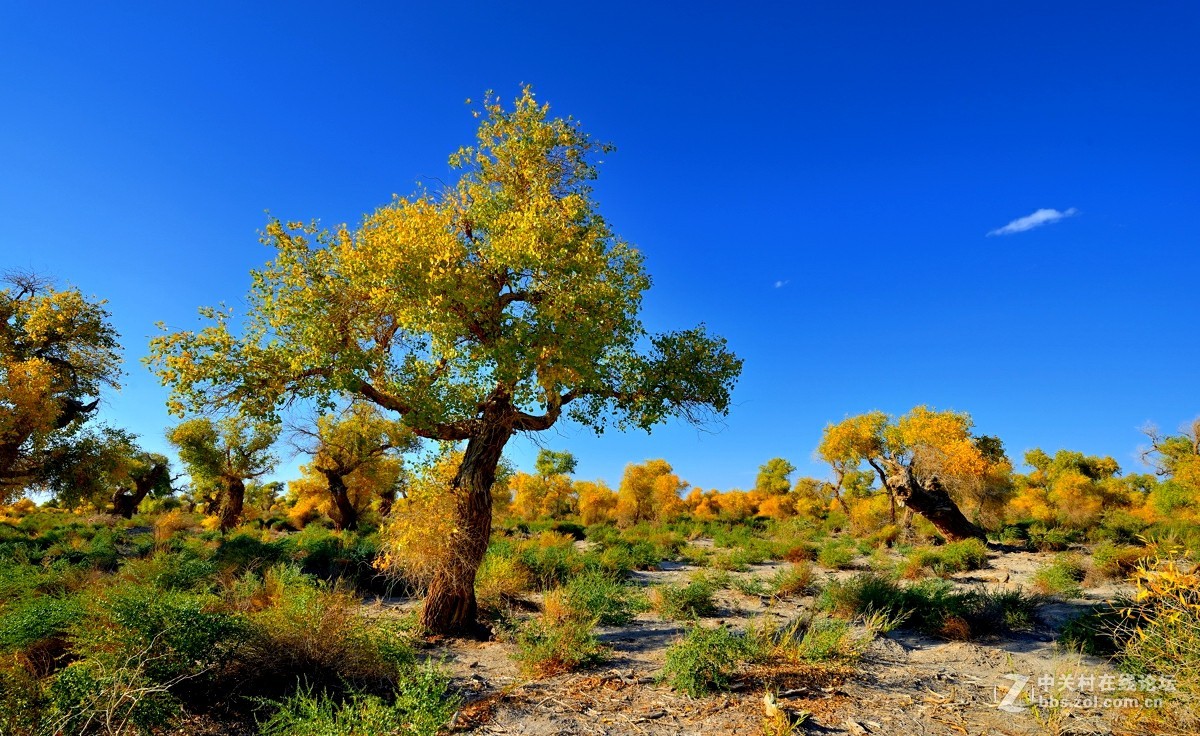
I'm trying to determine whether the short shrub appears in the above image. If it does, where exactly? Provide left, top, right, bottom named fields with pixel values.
left=518, top=533, right=585, bottom=589
left=1058, top=604, right=1124, bottom=656
left=649, top=579, right=717, bottom=620
left=0, top=594, right=84, bottom=653
left=817, top=540, right=856, bottom=570
left=902, top=538, right=989, bottom=578
left=1031, top=554, right=1087, bottom=597
left=781, top=541, right=818, bottom=563
left=1089, top=541, right=1144, bottom=581
left=748, top=615, right=868, bottom=664
left=660, top=624, right=749, bottom=697
left=771, top=562, right=816, bottom=598
left=558, top=571, right=645, bottom=626
left=819, top=573, right=1040, bottom=639
left=233, top=566, right=415, bottom=698
left=475, top=548, right=534, bottom=614
left=1027, top=524, right=1079, bottom=552
left=0, top=653, right=44, bottom=736
left=258, top=663, right=461, bottom=736
left=512, top=601, right=607, bottom=677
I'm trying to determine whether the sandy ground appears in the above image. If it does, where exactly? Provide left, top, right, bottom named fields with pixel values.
left=373, top=542, right=1147, bottom=736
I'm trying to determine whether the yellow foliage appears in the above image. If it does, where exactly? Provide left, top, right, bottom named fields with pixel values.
left=756, top=494, right=795, bottom=520
left=847, top=494, right=892, bottom=536
left=616, top=459, right=686, bottom=526
left=576, top=480, right=617, bottom=525
left=510, top=472, right=577, bottom=521
left=375, top=453, right=460, bottom=588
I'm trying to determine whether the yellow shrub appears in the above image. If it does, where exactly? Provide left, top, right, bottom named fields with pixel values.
left=846, top=494, right=891, bottom=536
left=375, top=453, right=460, bottom=588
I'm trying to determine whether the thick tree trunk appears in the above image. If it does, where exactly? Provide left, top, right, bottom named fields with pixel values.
left=378, top=486, right=396, bottom=517
left=323, top=471, right=358, bottom=531
left=110, top=462, right=169, bottom=519
left=218, top=477, right=245, bottom=532
left=419, top=418, right=512, bottom=636
left=881, top=460, right=986, bottom=542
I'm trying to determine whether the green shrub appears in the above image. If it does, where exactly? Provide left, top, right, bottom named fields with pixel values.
left=660, top=624, right=748, bottom=697
left=747, top=615, right=868, bottom=664
left=771, top=562, right=816, bottom=598
left=517, top=534, right=585, bottom=588
left=258, top=663, right=460, bottom=736
left=234, top=566, right=415, bottom=697
left=902, top=538, right=989, bottom=578
left=1027, top=524, right=1078, bottom=552
left=559, top=571, right=645, bottom=626
left=512, top=612, right=607, bottom=677
left=650, top=579, right=717, bottom=620
left=475, top=547, right=533, bottom=614
left=1031, top=554, right=1086, bottom=597
left=0, top=653, right=44, bottom=736
left=1089, top=541, right=1144, bottom=581
left=1058, top=604, right=1124, bottom=656
left=819, top=573, right=1040, bottom=639
left=817, top=540, right=856, bottom=570
left=0, top=595, right=84, bottom=652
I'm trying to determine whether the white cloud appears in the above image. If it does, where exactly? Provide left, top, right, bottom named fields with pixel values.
left=988, top=207, right=1079, bottom=236
left=774, top=280, right=789, bottom=288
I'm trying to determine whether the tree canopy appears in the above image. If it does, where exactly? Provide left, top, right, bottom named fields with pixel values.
left=147, top=88, right=740, bottom=441
left=1, top=274, right=122, bottom=501
left=146, top=87, right=741, bottom=634
left=167, top=416, right=278, bottom=530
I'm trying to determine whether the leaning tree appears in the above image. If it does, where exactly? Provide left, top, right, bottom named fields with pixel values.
left=817, top=406, right=1010, bottom=541
left=148, top=88, right=741, bottom=634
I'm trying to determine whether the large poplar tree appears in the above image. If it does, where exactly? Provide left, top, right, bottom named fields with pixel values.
left=148, top=88, right=741, bottom=634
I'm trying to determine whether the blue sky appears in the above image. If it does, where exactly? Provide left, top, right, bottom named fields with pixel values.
left=2, top=2, right=1197, bottom=490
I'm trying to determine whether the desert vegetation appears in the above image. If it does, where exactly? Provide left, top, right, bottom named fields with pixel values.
left=2, top=88, right=1198, bottom=735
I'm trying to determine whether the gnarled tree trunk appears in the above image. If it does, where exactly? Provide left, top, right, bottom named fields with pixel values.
left=323, top=470, right=359, bottom=531
left=881, top=459, right=986, bottom=541
left=419, top=418, right=512, bottom=637
left=110, top=462, right=169, bottom=519
left=218, top=477, right=245, bottom=532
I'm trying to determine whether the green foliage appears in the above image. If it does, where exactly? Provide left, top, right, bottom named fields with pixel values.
left=258, top=664, right=460, bottom=736
left=902, top=538, right=989, bottom=578
left=0, top=594, right=84, bottom=652
left=746, top=615, right=868, bottom=664
left=233, top=566, right=415, bottom=697
left=1058, top=604, right=1124, bottom=656
left=1031, top=554, right=1087, bottom=597
left=1026, top=523, right=1080, bottom=551
left=755, top=458, right=796, bottom=495
left=512, top=613, right=608, bottom=677
left=771, top=562, right=817, bottom=598
left=816, top=539, right=856, bottom=570
left=660, top=624, right=749, bottom=697
left=534, top=449, right=577, bottom=478
left=819, top=573, right=1040, bottom=639
left=559, top=571, right=646, bottom=626
left=650, top=578, right=718, bottom=620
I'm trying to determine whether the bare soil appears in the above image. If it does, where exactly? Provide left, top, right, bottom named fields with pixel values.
left=377, top=544, right=1135, bottom=735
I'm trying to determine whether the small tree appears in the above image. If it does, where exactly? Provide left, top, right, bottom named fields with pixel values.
left=290, top=403, right=417, bottom=530
left=167, top=416, right=278, bottom=531
left=148, top=88, right=740, bottom=634
left=616, top=459, right=687, bottom=526
left=33, top=425, right=170, bottom=516
left=1, top=274, right=122, bottom=501
left=817, top=406, right=1005, bottom=541
left=755, top=457, right=795, bottom=495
